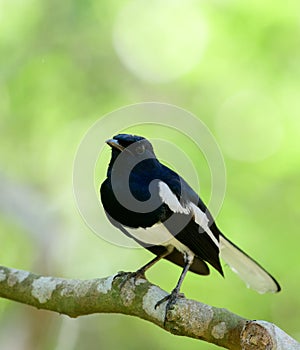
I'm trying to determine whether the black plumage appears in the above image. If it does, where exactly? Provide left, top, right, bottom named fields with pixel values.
left=100, top=133, right=280, bottom=320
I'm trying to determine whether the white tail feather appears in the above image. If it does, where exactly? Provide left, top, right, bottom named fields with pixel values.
left=220, top=236, right=280, bottom=294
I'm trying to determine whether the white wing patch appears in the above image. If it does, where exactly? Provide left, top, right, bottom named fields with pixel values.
left=158, top=181, right=219, bottom=248
left=189, top=203, right=219, bottom=248
left=158, top=181, right=190, bottom=215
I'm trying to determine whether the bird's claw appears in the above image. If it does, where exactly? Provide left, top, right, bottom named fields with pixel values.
left=155, top=289, right=185, bottom=326
left=114, top=270, right=146, bottom=289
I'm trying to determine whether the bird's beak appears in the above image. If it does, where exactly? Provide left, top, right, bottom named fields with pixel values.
left=106, top=139, right=125, bottom=152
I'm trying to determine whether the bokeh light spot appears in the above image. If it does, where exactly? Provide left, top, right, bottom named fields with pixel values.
left=113, top=0, right=208, bottom=83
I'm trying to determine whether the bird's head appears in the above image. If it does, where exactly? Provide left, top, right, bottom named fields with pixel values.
left=105, top=134, right=158, bottom=176
left=106, top=134, right=155, bottom=158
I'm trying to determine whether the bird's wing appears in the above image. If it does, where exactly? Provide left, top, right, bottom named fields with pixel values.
left=159, top=169, right=280, bottom=293
left=167, top=215, right=223, bottom=275
left=157, top=174, right=223, bottom=275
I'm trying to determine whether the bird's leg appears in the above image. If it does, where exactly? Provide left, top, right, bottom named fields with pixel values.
left=115, top=249, right=172, bottom=288
left=155, top=253, right=193, bottom=326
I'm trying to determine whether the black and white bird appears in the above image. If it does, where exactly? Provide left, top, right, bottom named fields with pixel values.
left=100, top=134, right=280, bottom=314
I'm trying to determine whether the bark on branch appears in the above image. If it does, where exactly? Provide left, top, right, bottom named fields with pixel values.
left=0, top=266, right=298, bottom=349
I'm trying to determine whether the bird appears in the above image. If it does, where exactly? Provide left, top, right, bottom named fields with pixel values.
left=100, top=133, right=280, bottom=320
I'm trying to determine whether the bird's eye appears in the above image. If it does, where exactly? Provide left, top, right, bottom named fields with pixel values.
left=135, top=144, right=145, bottom=155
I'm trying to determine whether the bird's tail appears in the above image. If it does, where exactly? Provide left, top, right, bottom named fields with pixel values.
left=219, top=235, right=280, bottom=293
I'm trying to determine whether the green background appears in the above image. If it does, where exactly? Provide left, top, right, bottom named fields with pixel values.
left=1, top=0, right=299, bottom=349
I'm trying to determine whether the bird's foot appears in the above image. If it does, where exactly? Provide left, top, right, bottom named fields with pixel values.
left=114, top=269, right=146, bottom=289
left=155, top=288, right=185, bottom=326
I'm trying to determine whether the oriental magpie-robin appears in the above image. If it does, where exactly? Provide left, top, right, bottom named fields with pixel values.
left=100, top=134, right=280, bottom=317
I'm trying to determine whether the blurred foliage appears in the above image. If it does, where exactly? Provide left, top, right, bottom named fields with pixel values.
left=1, top=0, right=300, bottom=349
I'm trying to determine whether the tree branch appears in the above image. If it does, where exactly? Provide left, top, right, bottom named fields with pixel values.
left=0, top=266, right=298, bottom=349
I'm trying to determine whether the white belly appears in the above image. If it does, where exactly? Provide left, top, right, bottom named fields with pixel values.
left=124, top=223, right=194, bottom=258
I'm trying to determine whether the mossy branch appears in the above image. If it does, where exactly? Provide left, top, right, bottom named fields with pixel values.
left=0, top=265, right=298, bottom=349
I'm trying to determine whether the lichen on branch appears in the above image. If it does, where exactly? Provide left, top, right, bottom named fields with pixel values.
left=0, top=266, right=299, bottom=350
